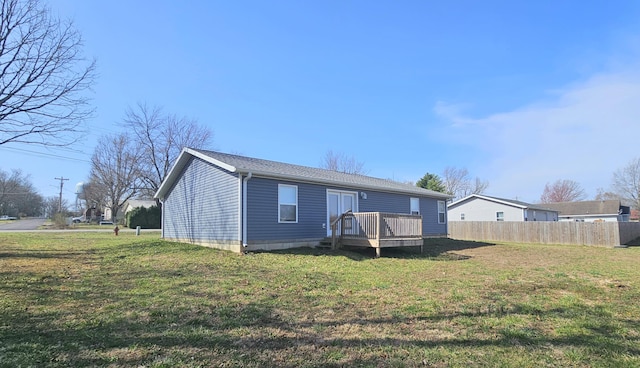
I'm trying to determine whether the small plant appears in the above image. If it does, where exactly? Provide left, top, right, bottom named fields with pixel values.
left=51, top=213, right=69, bottom=229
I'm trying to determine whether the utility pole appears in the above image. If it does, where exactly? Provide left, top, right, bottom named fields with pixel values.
left=54, top=177, right=69, bottom=213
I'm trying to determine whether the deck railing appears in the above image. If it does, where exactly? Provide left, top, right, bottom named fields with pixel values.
left=331, top=211, right=423, bottom=249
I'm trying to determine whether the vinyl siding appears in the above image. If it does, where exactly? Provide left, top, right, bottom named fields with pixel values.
left=246, top=179, right=446, bottom=240
left=526, top=209, right=558, bottom=222
left=449, top=198, right=524, bottom=221
left=558, top=215, right=620, bottom=222
left=163, top=157, right=240, bottom=242
left=246, top=177, right=326, bottom=240
left=359, top=190, right=446, bottom=236
left=448, top=197, right=558, bottom=222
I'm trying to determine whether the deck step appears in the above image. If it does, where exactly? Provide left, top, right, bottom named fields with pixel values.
left=317, top=237, right=333, bottom=249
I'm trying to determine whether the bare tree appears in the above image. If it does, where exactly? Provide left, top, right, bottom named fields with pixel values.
left=320, top=150, right=367, bottom=175
left=442, top=166, right=489, bottom=199
left=469, top=177, right=489, bottom=196
left=611, top=157, right=640, bottom=210
left=43, top=195, right=69, bottom=217
left=443, top=167, right=469, bottom=198
left=124, top=103, right=213, bottom=198
left=78, top=181, right=105, bottom=211
left=594, top=187, right=620, bottom=201
left=540, top=179, right=586, bottom=203
left=0, top=0, right=95, bottom=147
left=0, top=168, right=43, bottom=216
left=90, top=133, right=142, bottom=221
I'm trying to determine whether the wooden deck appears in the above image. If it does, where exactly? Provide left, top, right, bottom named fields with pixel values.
left=331, top=212, right=423, bottom=257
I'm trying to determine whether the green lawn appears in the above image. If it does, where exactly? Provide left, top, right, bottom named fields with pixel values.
left=1, top=233, right=639, bottom=367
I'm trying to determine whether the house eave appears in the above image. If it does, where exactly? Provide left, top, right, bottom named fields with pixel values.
left=154, top=148, right=239, bottom=200
left=448, top=194, right=558, bottom=213
left=448, top=194, right=528, bottom=209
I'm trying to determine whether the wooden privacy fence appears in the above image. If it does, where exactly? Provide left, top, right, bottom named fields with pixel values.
left=449, top=221, right=640, bottom=247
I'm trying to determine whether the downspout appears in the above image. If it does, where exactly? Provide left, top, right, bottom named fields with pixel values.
left=159, top=199, right=165, bottom=238
left=242, top=172, right=252, bottom=247
left=445, top=198, right=449, bottom=237
left=238, top=175, right=243, bottom=245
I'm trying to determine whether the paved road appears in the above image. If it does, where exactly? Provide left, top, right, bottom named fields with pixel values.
left=0, top=218, right=46, bottom=230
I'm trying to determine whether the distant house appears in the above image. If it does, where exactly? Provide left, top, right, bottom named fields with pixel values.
left=154, top=148, right=452, bottom=253
left=542, top=200, right=630, bottom=222
left=83, top=207, right=102, bottom=223
left=448, top=194, right=559, bottom=222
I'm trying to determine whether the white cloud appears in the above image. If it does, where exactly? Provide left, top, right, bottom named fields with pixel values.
left=435, top=67, right=640, bottom=203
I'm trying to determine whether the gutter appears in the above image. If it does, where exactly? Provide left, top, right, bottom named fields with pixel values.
left=158, top=199, right=165, bottom=238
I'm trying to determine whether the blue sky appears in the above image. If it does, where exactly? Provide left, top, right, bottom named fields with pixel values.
left=2, top=0, right=640, bottom=205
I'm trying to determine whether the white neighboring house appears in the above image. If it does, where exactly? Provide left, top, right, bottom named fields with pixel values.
left=448, top=194, right=559, bottom=222
left=542, top=200, right=630, bottom=222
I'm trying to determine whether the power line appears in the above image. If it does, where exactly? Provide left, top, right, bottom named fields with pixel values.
left=0, top=146, right=91, bottom=163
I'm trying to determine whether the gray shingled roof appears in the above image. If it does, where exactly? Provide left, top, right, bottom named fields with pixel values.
left=542, top=200, right=622, bottom=216
left=155, top=148, right=452, bottom=199
left=479, top=195, right=558, bottom=212
left=449, top=194, right=558, bottom=212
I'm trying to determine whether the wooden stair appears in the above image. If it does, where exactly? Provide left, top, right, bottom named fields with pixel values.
left=317, top=237, right=333, bottom=249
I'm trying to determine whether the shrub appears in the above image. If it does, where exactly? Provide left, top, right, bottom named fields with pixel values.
left=51, top=213, right=68, bottom=229
left=126, top=206, right=161, bottom=229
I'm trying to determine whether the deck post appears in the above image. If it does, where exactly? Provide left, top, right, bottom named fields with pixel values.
left=418, top=215, right=423, bottom=254
left=375, top=247, right=381, bottom=258
left=331, top=230, right=336, bottom=250
left=376, top=212, right=382, bottom=243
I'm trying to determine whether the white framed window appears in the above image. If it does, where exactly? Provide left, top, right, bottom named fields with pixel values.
left=410, top=198, right=420, bottom=215
left=438, top=200, right=446, bottom=224
left=497, top=212, right=504, bottom=221
left=461, top=213, right=465, bottom=221
left=278, top=184, right=298, bottom=223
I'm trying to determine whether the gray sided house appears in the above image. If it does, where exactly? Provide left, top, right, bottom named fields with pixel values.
left=154, top=148, right=452, bottom=253
left=542, top=200, right=631, bottom=222
left=448, top=194, right=559, bottom=222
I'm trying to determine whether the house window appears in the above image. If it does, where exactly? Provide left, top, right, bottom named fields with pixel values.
left=461, top=213, right=465, bottom=221
left=497, top=212, right=504, bottom=221
left=438, top=201, right=446, bottom=224
left=278, top=184, right=297, bottom=223
left=410, top=198, right=420, bottom=215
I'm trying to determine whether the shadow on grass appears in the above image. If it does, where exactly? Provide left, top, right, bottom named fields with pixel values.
left=2, top=294, right=638, bottom=367
left=422, top=237, right=494, bottom=258
left=267, top=238, right=495, bottom=261
left=625, top=236, right=640, bottom=246
left=0, top=250, right=93, bottom=259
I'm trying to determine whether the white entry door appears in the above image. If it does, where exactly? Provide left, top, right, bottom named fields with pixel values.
left=327, top=190, right=358, bottom=236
